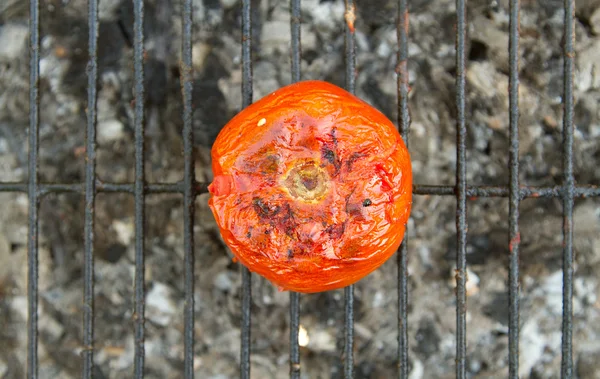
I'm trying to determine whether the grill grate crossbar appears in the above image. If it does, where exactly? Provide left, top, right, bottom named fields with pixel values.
left=2, top=182, right=599, bottom=198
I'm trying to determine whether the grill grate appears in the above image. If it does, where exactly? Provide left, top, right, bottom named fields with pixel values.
left=0, top=0, right=595, bottom=378
left=507, top=0, right=521, bottom=376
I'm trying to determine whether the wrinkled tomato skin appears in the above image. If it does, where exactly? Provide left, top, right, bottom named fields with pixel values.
left=208, top=80, right=412, bottom=293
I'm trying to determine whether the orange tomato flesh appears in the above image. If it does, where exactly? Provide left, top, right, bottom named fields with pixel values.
left=209, top=80, right=412, bottom=293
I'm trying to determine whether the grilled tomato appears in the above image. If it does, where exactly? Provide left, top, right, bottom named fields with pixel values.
left=208, top=80, right=412, bottom=293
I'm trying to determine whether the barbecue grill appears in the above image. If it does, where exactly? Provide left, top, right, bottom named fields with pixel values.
left=0, top=0, right=597, bottom=378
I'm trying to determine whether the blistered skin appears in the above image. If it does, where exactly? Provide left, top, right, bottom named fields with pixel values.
left=209, top=80, right=412, bottom=293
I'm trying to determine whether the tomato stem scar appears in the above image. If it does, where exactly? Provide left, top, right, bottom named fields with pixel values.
left=283, top=160, right=330, bottom=203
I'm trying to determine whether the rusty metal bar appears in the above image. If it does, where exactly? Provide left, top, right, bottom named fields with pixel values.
left=396, top=0, right=410, bottom=377
left=132, top=0, right=146, bottom=376
left=27, top=0, right=41, bottom=377
left=507, top=0, right=521, bottom=376
left=82, top=0, right=99, bottom=376
left=561, top=0, right=576, bottom=377
left=454, top=0, right=468, bottom=376
left=343, top=0, right=356, bottom=377
left=3, top=182, right=600, bottom=199
left=181, top=0, right=196, bottom=377
left=240, top=0, right=253, bottom=377
left=289, top=0, right=302, bottom=378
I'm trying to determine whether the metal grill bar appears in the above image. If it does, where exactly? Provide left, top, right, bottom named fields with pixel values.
left=289, top=0, right=302, bottom=378
left=343, top=1, right=356, bottom=377
left=507, top=0, right=521, bottom=376
left=27, top=0, right=40, bottom=378
left=0, top=182, right=191, bottom=194
left=0, top=183, right=27, bottom=192
left=240, top=0, right=253, bottom=377
left=561, top=0, right=576, bottom=377
left=413, top=185, right=600, bottom=198
left=454, top=0, right=468, bottom=377
left=82, top=0, right=99, bottom=376
left=181, top=0, right=196, bottom=377
left=3, top=182, right=599, bottom=198
left=290, top=0, right=301, bottom=83
left=132, top=0, right=146, bottom=377
left=96, top=182, right=182, bottom=193
left=396, top=0, right=410, bottom=377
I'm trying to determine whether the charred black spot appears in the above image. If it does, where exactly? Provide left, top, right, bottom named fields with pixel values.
left=261, top=154, right=279, bottom=174
left=252, top=197, right=280, bottom=218
left=321, top=146, right=341, bottom=175
left=362, top=199, right=372, bottom=207
left=320, top=128, right=342, bottom=175
left=280, top=203, right=298, bottom=238
left=322, top=147, right=336, bottom=164
left=287, top=249, right=294, bottom=259
left=265, top=229, right=270, bottom=234
left=325, top=222, right=346, bottom=239
left=246, top=226, right=253, bottom=238
left=331, top=127, right=338, bottom=147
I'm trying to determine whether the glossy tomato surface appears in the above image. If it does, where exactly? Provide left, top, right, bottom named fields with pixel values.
left=208, top=80, right=412, bottom=293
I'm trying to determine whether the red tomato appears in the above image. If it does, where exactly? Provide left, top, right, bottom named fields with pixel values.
left=208, top=80, right=412, bottom=293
